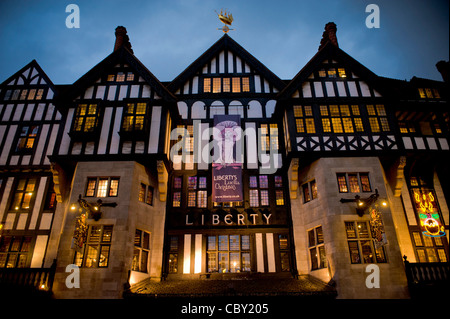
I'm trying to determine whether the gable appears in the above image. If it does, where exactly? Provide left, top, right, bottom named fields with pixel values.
left=168, top=34, right=285, bottom=96
left=280, top=42, right=383, bottom=100
left=1, top=60, right=55, bottom=101
left=62, top=47, right=176, bottom=104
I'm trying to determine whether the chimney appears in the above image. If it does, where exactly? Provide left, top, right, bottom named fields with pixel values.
left=436, top=60, right=449, bottom=82
left=319, top=22, right=339, bottom=50
left=114, top=26, right=133, bottom=54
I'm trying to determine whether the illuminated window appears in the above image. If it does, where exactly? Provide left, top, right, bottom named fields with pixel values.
left=15, top=126, right=39, bottom=153
left=294, top=105, right=315, bottom=133
left=331, top=118, right=343, bottom=133
left=126, top=73, right=135, bottom=82
left=327, top=68, right=336, bottom=78
left=276, top=190, right=284, bottom=206
left=188, top=191, right=196, bottom=207
left=74, top=225, right=113, bottom=268
left=0, top=236, right=32, bottom=268
left=345, top=221, right=386, bottom=264
left=223, top=78, right=230, bottom=92
left=322, top=118, right=331, bottom=133
left=168, top=236, right=179, bottom=273
left=10, top=178, right=36, bottom=211
left=27, top=89, right=36, bottom=100
left=132, top=229, right=150, bottom=272
left=249, top=189, right=259, bottom=207
left=279, top=235, right=290, bottom=271
left=302, top=180, right=317, bottom=203
left=20, top=89, right=28, bottom=100
left=73, top=104, right=99, bottom=133
left=369, top=118, right=380, bottom=132
left=354, top=118, right=364, bottom=132
left=425, top=88, right=433, bottom=98
left=85, top=177, right=119, bottom=197
left=232, top=77, right=241, bottom=93
left=213, top=78, right=221, bottom=93
left=337, top=173, right=371, bottom=193
left=203, top=78, right=211, bottom=92
left=36, top=89, right=44, bottom=100
left=122, top=103, right=147, bottom=132
left=318, top=69, right=326, bottom=77
left=116, top=72, right=125, bottom=82
left=338, top=68, right=346, bottom=78
left=138, top=183, right=153, bottom=205
left=418, top=88, right=426, bottom=98
left=308, top=226, right=327, bottom=270
left=242, top=77, right=250, bottom=92
left=207, top=235, right=251, bottom=273
left=433, top=89, right=440, bottom=99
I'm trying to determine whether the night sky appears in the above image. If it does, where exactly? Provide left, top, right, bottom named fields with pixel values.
left=0, top=0, right=448, bottom=84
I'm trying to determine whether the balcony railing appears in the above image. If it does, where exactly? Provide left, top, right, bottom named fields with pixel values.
left=403, top=255, right=450, bottom=298
left=0, top=259, right=56, bottom=297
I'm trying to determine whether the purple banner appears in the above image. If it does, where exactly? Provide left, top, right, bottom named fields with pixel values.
left=212, top=115, right=243, bottom=202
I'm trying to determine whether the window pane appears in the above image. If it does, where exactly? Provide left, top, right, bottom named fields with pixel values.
left=99, top=245, right=110, bottom=267
left=360, top=173, right=371, bottom=192
left=96, top=179, right=108, bottom=197
left=229, top=235, right=239, bottom=251
left=241, top=235, right=250, bottom=250
left=296, top=119, right=305, bottom=133
left=310, top=248, right=318, bottom=270
left=274, top=176, right=283, bottom=188
left=198, top=177, right=207, bottom=189
left=348, top=174, right=360, bottom=192
left=135, top=230, right=142, bottom=246
left=218, top=235, right=228, bottom=251
left=132, top=248, right=140, bottom=271
left=337, top=174, right=348, bottom=192
left=279, top=235, right=288, bottom=250
left=169, top=253, right=178, bottom=273
left=242, top=252, right=251, bottom=271
left=173, top=177, right=182, bottom=189
left=260, top=190, right=269, bottom=206
left=146, top=187, right=153, bottom=205
left=197, top=190, right=207, bottom=208
left=318, top=246, right=327, bottom=268
left=280, top=252, right=289, bottom=272
left=213, top=78, right=221, bottom=93
left=348, top=241, right=361, bottom=264
left=276, top=190, right=284, bottom=205
left=316, top=226, right=324, bottom=244
left=345, top=222, right=356, bottom=238
left=303, top=183, right=310, bottom=203
left=170, top=236, right=179, bottom=251
left=249, top=189, right=259, bottom=207
left=219, top=252, right=228, bottom=273
left=207, top=253, right=217, bottom=272
left=305, top=118, right=316, bottom=133
left=232, top=77, right=240, bottom=93
left=249, top=176, right=258, bottom=188
left=308, top=229, right=315, bottom=247
left=102, top=226, right=113, bottom=242
left=223, top=78, right=230, bottom=92
left=109, top=178, right=119, bottom=197
left=203, top=78, right=211, bottom=93
left=89, top=226, right=101, bottom=243
left=207, top=236, right=216, bottom=250
left=86, top=178, right=96, bottom=197
left=173, top=192, right=181, bottom=207
left=259, top=176, right=268, bottom=188
left=140, top=250, right=148, bottom=272
left=229, top=252, right=240, bottom=273
left=188, top=191, right=196, bottom=207
left=85, top=245, right=98, bottom=267
left=357, top=222, right=370, bottom=238
left=311, top=180, right=318, bottom=199
left=242, top=77, right=250, bottom=92
left=361, top=241, right=374, bottom=263
left=375, top=246, right=387, bottom=263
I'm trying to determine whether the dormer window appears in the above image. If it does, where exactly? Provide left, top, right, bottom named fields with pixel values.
left=72, top=104, right=100, bottom=133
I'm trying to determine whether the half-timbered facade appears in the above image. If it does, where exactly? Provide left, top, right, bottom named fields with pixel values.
left=0, top=23, right=448, bottom=299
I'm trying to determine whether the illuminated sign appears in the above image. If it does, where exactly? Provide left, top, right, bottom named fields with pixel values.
left=411, top=189, right=445, bottom=237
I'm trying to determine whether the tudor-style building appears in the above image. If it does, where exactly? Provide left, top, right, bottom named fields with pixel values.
left=0, top=23, right=448, bottom=299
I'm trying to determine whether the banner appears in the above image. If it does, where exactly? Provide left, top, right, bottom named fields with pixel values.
left=411, top=189, right=445, bottom=237
left=212, top=115, right=243, bottom=202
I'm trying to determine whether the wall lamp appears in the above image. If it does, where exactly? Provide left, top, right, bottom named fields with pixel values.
left=340, top=189, right=387, bottom=217
left=71, top=194, right=117, bottom=221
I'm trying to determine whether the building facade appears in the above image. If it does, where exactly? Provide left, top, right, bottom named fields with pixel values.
left=0, top=24, right=448, bottom=299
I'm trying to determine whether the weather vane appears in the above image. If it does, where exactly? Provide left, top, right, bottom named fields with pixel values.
left=216, top=9, right=234, bottom=33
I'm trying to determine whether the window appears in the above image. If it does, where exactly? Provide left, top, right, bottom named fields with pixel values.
left=302, top=180, right=317, bottom=203
left=132, top=230, right=151, bottom=272
left=10, top=178, right=36, bottom=210
left=138, top=183, right=154, bottom=205
left=308, top=226, right=327, bottom=270
left=85, top=177, right=119, bottom=197
left=203, top=77, right=250, bottom=93
left=249, top=175, right=269, bottom=207
left=74, top=225, right=113, bottom=268
left=337, top=173, right=371, bottom=193
left=0, top=236, right=32, bottom=268
left=15, top=126, right=39, bottom=153
left=345, top=221, right=387, bottom=264
left=122, top=103, right=147, bottom=132
left=279, top=235, right=290, bottom=271
left=172, top=177, right=182, bottom=207
left=187, top=176, right=207, bottom=208
left=320, top=105, right=362, bottom=133
left=418, top=88, right=440, bottom=99
left=293, top=105, right=316, bottom=134
left=168, top=236, right=179, bottom=273
left=367, top=105, right=390, bottom=132
left=260, top=124, right=279, bottom=152
left=73, top=104, right=100, bottom=133
left=207, top=235, right=251, bottom=273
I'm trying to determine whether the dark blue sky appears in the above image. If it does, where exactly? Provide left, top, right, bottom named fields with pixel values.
left=0, top=0, right=448, bottom=84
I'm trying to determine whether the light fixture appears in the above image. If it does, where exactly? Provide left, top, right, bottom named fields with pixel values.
left=76, top=194, right=117, bottom=221
left=340, top=189, right=383, bottom=217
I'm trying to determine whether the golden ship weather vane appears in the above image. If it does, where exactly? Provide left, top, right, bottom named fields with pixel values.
left=216, top=9, right=234, bottom=33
